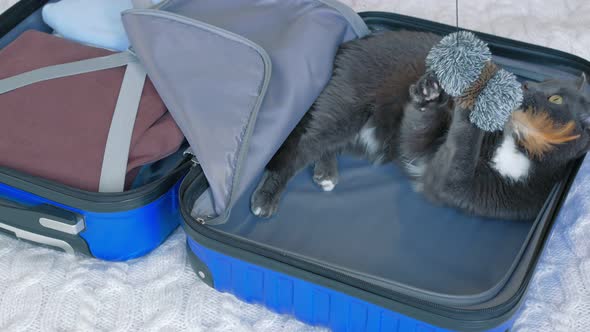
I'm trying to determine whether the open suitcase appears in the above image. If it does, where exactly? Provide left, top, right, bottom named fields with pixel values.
left=0, top=0, right=200, bottom=261
left=122, top=1, right=590, bottom=332
left=3, top=0, right=590, bottom=330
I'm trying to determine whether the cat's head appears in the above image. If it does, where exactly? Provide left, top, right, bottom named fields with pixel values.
left=510, top=74, right=590, bottom=162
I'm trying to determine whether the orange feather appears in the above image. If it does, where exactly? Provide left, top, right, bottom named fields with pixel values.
left=511, top=108, right=580, bottom=158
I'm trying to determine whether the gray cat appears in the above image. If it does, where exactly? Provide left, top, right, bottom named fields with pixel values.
left=251, top=30, right=590, bottom=220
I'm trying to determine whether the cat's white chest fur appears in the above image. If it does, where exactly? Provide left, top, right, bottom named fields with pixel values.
left=491, top=135, right=531, bottom=181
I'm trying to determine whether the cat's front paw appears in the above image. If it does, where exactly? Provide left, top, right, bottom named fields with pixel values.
left=251, top=180, right=280, bottom=218
left=410, top=72, right=441, bottom=103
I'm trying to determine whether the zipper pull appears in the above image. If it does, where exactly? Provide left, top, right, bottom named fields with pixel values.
left=183, top=147, right=199, bottom=166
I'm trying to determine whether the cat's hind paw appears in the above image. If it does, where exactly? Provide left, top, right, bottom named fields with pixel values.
left=313, top=174, right=338, bottom=192
left=313, top=157, right=339, bottom=192
left=251, top=185, right=280, bottom=218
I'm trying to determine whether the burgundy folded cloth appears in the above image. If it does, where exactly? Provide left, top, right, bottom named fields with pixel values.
left=0, top=30, right=184, bottom=191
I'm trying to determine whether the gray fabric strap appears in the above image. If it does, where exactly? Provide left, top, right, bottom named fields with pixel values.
left=0, top=51, right=146, bottom=192
left=98, top=61, right=146, bottom=192
left=0, top=52, right=135, bottom=94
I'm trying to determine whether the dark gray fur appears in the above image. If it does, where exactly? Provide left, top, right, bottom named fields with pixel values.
left=251, top=30, right=590, bottom=220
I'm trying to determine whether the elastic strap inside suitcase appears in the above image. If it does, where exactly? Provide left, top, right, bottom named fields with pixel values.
left=0, top=51, right=146, bottom=192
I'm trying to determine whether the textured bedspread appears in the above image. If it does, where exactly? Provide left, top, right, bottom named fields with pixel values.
left=0, top=0, right=589, bottom=331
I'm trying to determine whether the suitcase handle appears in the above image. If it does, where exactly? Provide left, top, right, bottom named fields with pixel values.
left=0, top=198, right=89, bottom=254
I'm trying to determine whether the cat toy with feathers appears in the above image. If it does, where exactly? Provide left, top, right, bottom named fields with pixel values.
left=426, top=30, right=523, bottom=132
left=426, top=30, right=583, bottom=156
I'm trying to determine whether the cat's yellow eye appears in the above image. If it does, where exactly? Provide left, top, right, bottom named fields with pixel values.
left=548, top=95, right=563, bottom=104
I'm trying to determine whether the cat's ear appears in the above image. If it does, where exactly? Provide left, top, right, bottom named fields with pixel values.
left=576, top=72, right=587, bottom=91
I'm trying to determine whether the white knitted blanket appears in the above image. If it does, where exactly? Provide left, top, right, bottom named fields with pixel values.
left=0, top=0, right=18, bottom=12
left=0, top=1, right=589, bottom=331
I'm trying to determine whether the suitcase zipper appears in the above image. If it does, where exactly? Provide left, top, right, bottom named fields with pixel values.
left=183, top=148, right=199, bottom=166
left=0, top=159, right=192, bottom=212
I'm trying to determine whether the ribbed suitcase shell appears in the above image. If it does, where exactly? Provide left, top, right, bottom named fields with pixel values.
left=187, top=238, right=516, bottom=332
left=0, top=181, right=182, bottom=261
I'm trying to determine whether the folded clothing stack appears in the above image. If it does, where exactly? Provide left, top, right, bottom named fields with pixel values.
left=0, top=30, right=184, bottom=191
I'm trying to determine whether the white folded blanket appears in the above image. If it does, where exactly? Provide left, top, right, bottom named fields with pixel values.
left=42, top=0, right=159, bottom=51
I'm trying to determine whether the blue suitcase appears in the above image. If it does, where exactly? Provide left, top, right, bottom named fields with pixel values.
left=5, top=0, right=589, bottom=330
left=140, top=6, right=589, bottom=332
left=0, top=0, right=201, bottom=261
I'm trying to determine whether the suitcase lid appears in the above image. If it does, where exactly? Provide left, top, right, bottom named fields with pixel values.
left=122, top=0, right=369, bottom=222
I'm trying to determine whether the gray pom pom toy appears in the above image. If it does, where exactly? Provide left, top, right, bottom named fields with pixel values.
left=426, top=31, right=523, bottom=131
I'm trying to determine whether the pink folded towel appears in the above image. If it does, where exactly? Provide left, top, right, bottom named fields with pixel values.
left=0, top=30, right=184, bottom=191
